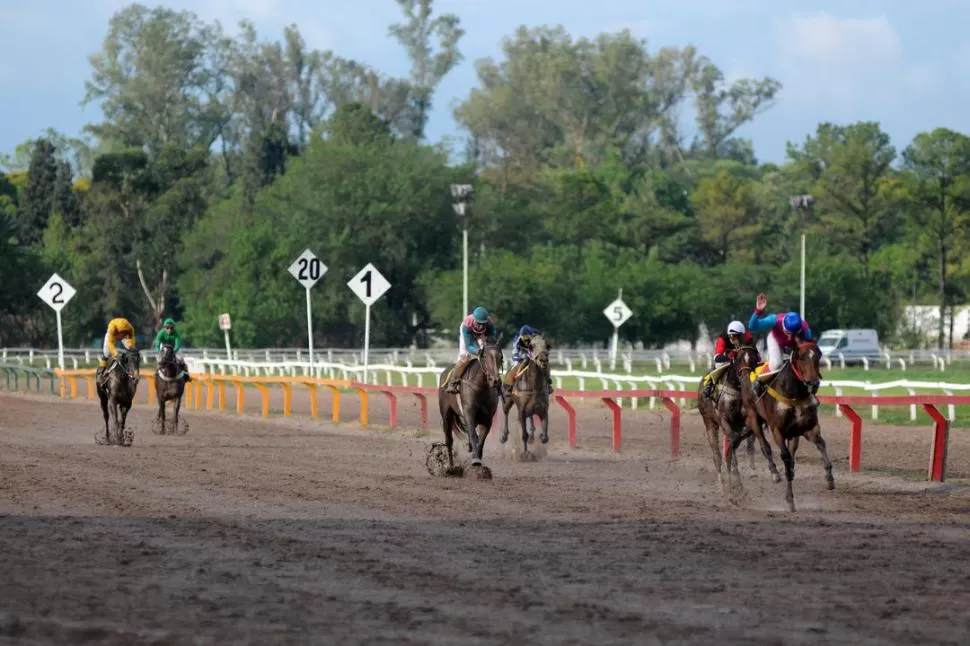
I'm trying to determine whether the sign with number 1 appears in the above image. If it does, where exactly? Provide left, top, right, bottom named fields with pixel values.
left=348, top=263, right=391, bottom=383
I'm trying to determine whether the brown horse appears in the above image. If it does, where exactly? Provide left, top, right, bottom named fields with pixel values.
left=738, top=341, right=834, bottom=512
left=500, top=334, right=551, bottom=458
left=698, top=345, right=779, bottom=492
left=153, top=342, right=188, bottom=435
left=437, top=340, right=504, bottom=472
left=96, top=347, right=141, bottom=446
left=734, top=345, right=782, bottom=483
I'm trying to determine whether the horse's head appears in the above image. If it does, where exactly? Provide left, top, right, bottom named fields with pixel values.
left=480, top=341, right=504, bottom=390
left=158, top=343, right=176, bottom=365
left=734, top=344, right=761, bottom=374
left=530, top=333, right=551, bottom=369
left=122, top=347, right=141, bottom=381
left=791, top=342, right=823, bottom=390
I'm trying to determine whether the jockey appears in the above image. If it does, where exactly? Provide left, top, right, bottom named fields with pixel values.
left=152, top=318, right=192, bottom=382
left=502, top=324, right=553, bottom=396
left=97, top=317, right=136, bottom=384
left=445, top=306, right=496, bottom=393
left=701, top=320, right=756, bottom=398
left=747, top=292, right=814, bottom=397
left=100, top=317, right=136, bottom=368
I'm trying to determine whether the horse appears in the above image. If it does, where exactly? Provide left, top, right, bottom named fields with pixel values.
left=153, top=342, right=188, bottom=435
left=736, top=341, right=834, bottom=512
left=96, top=346, right=141, bottom=447
left=437, top=339, right=504, bottom=474
left=500, top=333, right=551, bottom=458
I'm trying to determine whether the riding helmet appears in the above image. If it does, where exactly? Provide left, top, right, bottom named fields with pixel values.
left=472, top=306, right=489, bottom=323
left=727, top=320, right=745, bottom=336
left=782, top=312, right=802, bottom=333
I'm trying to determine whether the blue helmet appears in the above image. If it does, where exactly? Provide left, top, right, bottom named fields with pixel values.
left=782, top=311, right=802, bottom=334
left=472, top=306, right=489, bottom=324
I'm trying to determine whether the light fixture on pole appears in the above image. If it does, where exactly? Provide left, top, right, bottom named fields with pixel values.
left=789, top=194, right=815, bottom=319
left=451, top=184, right=474, bottom=316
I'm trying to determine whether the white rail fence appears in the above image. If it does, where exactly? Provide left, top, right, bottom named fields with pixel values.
left=2, top=345, right=967, bottom=372
left=4, top=347, right=969, bottom=423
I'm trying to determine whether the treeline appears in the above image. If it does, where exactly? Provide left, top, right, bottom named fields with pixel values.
left=1, top=1, right=967, bottom=350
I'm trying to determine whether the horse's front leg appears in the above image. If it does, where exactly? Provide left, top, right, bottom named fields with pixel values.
left=805, top=425, right=835, bottom=490
left=500, top=389, right=514, bottom=444
left=538, top=407, right=549, bottom=444
left=120, top=403, right=133, bottom=447
left=518, top=406, right=530, bottom=456
left=98, top=393, right=110, bottom=445
left=173, top=391, right=183, bottom=435
left=156, top=393, right=166, bottom=435
left=771, top=426, right=796, bottom=512
left=464, top=409, right=482, bottom=465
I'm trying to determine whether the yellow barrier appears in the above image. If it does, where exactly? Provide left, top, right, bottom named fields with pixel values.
left=54, top=369, right=352, bottom=420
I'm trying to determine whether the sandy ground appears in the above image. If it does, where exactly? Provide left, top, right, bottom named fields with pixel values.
left=1, top=390, right=970, bottom=645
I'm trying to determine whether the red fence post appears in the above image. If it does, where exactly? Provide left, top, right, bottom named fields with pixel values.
left=838, top=404, right=863, bottom=473
left=414, top=393, right=428, bottom=430
left=602, top=397, right=622, bottom=453
left=555, top=396, right=577, bottom=448
left=923, top=404, right=949, bottom=482
left=661, top=396, right=681, bottom=457
left=381, top=391, right=398, bottom=428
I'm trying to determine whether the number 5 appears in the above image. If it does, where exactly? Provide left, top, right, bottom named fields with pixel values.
left=613, top=305, right=622, bottom=321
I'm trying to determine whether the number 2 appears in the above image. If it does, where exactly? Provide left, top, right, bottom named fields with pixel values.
left=50, top=282, right=64, bottom=304
left=361, top=270, right=372, bottom=298
left=297, top=258, right=321, bottom=281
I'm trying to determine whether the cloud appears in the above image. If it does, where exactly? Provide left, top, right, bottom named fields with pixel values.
left=780, top=12, right=901, bottom=67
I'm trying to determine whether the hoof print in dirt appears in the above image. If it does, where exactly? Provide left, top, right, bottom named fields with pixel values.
left=151, top=419, right=165, bottom=435
left=94, top=431, right=109, bottom=445
left=466, top=464, right=493, bottom=480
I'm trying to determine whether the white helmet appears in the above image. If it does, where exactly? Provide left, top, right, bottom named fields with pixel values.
left=727, top=320, right=745, bottom=336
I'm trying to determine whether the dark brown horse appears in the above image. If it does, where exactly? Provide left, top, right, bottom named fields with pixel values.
left=437, top=340, right=504, bottom=472
left=734, top=345, right=782, bottom=483
left=96, top=347, right=141, bottom=446
left=500, top=333, right=551, bottom=458
left=737, top=341, right=834, bottom=511
left=153, top=342, right=188, bottom=435
left=698, top=345, right=779, bottom=493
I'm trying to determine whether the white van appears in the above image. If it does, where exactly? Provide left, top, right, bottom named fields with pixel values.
left=816, top=329, right=881, bottom=365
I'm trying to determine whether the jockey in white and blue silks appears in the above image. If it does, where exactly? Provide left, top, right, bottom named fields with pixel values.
left=503, top=324, right=553, bottom=395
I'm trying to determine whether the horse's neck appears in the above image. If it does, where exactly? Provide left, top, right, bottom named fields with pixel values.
left=774, top=362, right=807, bottom=395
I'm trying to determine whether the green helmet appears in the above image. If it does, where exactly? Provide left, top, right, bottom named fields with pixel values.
left=163, top=318, right=175, bottom=327
left=472, top=306, right=489, bottom=324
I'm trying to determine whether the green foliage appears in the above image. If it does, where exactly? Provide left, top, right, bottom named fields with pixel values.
left=1, top=6, right=968, bottom=351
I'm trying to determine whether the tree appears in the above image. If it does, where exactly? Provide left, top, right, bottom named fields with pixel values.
left=16, top=140, right=59, bottom=244
left=690, top=170, right=759, bottom=263
left=83, top=4, right=223, bottom=152
left=902, top=128, right=970, bottom=348
left=787, top=122, right=898, bottom=274
left=388, top=0, right=464, bottom=140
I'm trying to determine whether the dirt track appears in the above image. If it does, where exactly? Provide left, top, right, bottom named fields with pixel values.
left=2, top=392, right=970, bottom=645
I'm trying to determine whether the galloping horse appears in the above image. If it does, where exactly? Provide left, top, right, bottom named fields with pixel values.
left=437, top=340, right=504, bottom=472
left=738, top=341, right=834, bottom=511
left=154, top=342, right=188, bottom=435
left=500, top=333, right=551, bottom=457
left=96, top=346, right=141, bottom=446
left=698, top=345, right=756, bottom=489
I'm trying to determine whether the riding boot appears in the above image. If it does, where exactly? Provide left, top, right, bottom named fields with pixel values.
left=703, top=376, right=715, bottom=399
left=446, top=359, right=467, bottom=393
left=545, top=382, right=553, bottom=396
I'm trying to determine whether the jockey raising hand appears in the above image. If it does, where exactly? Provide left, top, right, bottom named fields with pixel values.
left=747, top=292, right=814, bottom=396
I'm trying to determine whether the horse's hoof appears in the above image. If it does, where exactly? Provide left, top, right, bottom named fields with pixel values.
left=470, top=458, right=482, bottom=467
left=94, top=431, right=108, bottom=446
left=467, top=464, right=493, bottom=480
left=771, top=472, right=782, bottom=483
left=826, top=479, right=835, bottom=491
left=540, top=433, right=549, bottom=445
left=518, top=450, right=536, bottom=462
left=499, top=432, right=508, bottom=444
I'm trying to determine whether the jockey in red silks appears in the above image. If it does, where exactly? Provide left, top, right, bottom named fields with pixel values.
left=701, top=320, right=757, bottom=399
left=747, top=292, right=815, bottom=397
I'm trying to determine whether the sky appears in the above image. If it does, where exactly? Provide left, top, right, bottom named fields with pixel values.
left=2, top=0, right=970, bottom=164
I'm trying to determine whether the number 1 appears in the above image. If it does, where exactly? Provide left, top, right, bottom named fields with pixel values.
left=361, top=270, right=372, bottom=298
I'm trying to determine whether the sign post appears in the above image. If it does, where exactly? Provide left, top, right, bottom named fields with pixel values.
left=602, top=288, right=633, bottom=371
left=347, top=263, right=391, bottom=384
left=218, top=313, right=232, bottom=359
left=37, top=273, right=77, bottom=373
left=288, top=249, right=328, bottom=367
